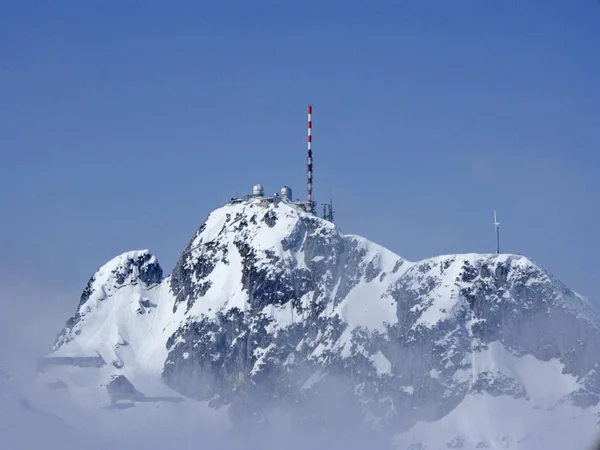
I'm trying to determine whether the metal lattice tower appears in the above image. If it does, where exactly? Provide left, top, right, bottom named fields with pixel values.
left=323, top=199, right=334, bottom=222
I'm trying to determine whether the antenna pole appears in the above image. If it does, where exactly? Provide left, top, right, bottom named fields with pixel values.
left=496, top=225, right=500, bottom=254
left=494, top=210, right=500, bottom=254
left=307, top=105, right=313, bottom=213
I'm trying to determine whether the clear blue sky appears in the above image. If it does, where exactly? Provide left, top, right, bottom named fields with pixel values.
left=1, top=0, right=599, bottom=332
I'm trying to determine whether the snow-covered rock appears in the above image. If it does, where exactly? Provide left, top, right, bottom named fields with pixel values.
left=38, top=198, right=600, bottom=449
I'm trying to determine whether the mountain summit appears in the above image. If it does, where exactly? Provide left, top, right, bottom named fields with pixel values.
left=41, top=197, right=600, bottom=449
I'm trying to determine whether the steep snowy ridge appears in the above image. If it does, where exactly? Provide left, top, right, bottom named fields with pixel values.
left=36, top=198, right=600, bottom=449
left=51, top=250, right=178, bottom=375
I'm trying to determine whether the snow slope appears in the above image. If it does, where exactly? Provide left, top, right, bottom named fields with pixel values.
left=395, top=393, right=599, bottom=450
left=50, top=250, right=179, bottom=376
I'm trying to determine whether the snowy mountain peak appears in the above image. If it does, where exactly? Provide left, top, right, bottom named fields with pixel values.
left=169, top=198, right=405, bottom=319
left=394, top=251, right=596, bottom=334
left=78, top=249, right=163, bottom=295
left=40, top=199, right=600, bottom=449
left=52, top=250, right=163, bottom=355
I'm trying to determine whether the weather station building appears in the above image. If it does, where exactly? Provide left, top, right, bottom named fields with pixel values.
left=229, top=183, right=313, bottom=213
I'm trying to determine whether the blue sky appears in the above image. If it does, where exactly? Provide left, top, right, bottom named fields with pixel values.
left=1, top=1, right=599, bottom=331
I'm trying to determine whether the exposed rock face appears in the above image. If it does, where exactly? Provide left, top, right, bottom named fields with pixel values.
left=106, top=375, right=143, bottom=404
left=48, top=199, right=600, bottom=444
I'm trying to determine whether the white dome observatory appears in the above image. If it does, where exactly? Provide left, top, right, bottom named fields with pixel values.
left=280, top=186, right=292, bottom=201
left=252, top=184, right=264, bottom=197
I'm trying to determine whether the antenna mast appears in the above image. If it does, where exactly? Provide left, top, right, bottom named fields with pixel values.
left=307, top=105, right=313, bottom=213
left=323, top=198, right=334, bottom=222
left=494, top=210, right=500, bottom=254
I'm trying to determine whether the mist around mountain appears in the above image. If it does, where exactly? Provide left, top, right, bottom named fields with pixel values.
left=5, top=197, right=600, bottom=449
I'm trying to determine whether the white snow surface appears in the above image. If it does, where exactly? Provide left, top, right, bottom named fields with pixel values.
left=453, top=341, right=579, bottom=409
left=395, top=393, right=600, bottom=450
left=51, top=251, right=182, bottom=376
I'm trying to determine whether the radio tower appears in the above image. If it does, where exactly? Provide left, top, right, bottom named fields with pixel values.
left=307, top=105, right=313, bottom=213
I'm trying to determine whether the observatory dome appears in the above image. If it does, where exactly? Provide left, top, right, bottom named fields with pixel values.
left=280, top=186, right=292, bottom=201
left=252, top=184, right=264, bottom=197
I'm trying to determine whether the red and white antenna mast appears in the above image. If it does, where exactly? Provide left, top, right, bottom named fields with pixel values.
left=307, top=104, right=313, bottom=212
